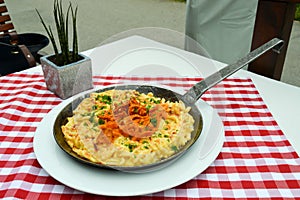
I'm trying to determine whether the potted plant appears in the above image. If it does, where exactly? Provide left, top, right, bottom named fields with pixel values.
left=36, top=0, right=93, bottom=99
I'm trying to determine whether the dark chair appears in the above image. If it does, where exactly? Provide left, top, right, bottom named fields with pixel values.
left=0, top=0, right=49, bottom=76
left=249, top=0, right=300, bottom=80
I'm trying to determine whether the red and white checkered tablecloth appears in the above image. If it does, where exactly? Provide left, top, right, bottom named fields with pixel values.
left=1, top=72, right=300, bottom=199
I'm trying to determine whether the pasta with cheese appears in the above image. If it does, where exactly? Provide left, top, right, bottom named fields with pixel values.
left=61, top=89, right=194, bottom=167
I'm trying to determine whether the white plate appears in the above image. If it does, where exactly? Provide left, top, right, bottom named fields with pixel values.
left=34, top=46, right=224, bottom=196
left=33, top=96, right=224, bottom=196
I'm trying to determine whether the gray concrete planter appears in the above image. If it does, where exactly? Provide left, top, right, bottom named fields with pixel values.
left=41, top=53, right=93, bottom=99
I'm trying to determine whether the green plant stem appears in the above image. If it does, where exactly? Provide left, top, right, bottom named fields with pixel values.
left=36, top=9, right=59, bottom=57
left=36, top=0, right=80, bottom=66
left=71, top=5, right=78, bottom=62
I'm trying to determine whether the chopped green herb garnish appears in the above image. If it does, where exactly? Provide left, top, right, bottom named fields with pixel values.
left=146, top=104, right=152, bottom=112
left=100, top=105, right=107, bottom=110
left=171, top=145, right=178, bottom=152
left=81, top=113, right=90, bottom=117
left=154, top=99, right=161, bottom=104
left=97, top=95, right=112, bottom=104
left=89, top=112, right=96, bottom=123
left=126, top=144, right=137, bottom=152
left=98, top=118, right=105, bottom=125
left=92, top=105, right=98, bottom=110
left=149, top=98, right=161, bottom=104
left=150, top=118, right=157, bottom=127
left=92, top=127, right=98, bottom=132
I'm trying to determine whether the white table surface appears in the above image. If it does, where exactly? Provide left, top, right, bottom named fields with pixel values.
left=27, top=36, right=300, bottom=155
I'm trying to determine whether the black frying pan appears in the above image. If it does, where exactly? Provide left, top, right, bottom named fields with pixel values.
left=53, top=38, right=284, bottom=173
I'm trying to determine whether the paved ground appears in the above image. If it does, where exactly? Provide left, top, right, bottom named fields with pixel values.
left=5, top=0, right=300, bottom=87
left=5, top=0, right=186, bottom=51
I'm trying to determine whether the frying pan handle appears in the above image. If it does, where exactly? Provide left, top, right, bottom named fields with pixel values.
left=183, top=38, right=284, bottom=104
